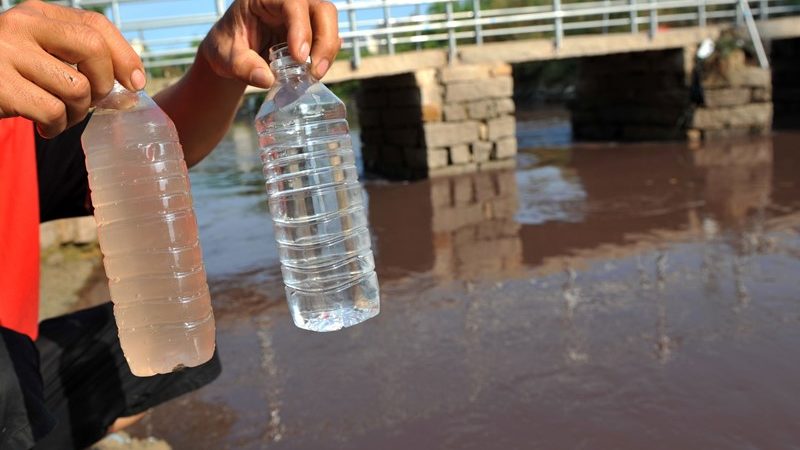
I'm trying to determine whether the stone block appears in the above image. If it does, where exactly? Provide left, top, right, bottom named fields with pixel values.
left=414, top=68, right=439, bottom=87
left=471, top=141, right=493, bottom=162
left=428, top=148, right=449, bottom=169
left=703, top=88, right=751, bottom=108
left=404, top=147, right=448, bottom=170
left=492, top=137, right=517, bottom=159
left=496, top=98, right=516, bottom=114
left=752, top=87, right=772, bottom=102
left=466, top=100, right=500, bottom=120
left=728, top=67, right=771, bottom=87
left=443, top=104, right=468, bottom=121
left=439, top=64, right=490, bottom=83
left=420, top=85, right=443, bottom=105
left=488, top=115, right=516, bottom=140
left=422, top=104, right=443, bottom=123
left=449, top=144, right=472, bottom=165
left=490, top=63, right=512, bottom=77
left=422, top=121, right=480, bottom=148
left=40, top=217, right=98, bottom=249
left=445, top=77, right=513, bottom=103
left=692, top=103, right=773, bottom=130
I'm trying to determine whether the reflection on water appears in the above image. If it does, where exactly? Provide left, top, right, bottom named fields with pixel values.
left=131, top=121, right=800, bottom=449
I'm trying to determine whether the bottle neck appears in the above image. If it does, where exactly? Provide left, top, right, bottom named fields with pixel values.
left=269, top=43, right=314, bottom=82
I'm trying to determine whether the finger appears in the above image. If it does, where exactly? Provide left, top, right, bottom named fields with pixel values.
left=230, top=47, right=275, bottom=89
left=278, top=0, right=313, bottom=63
left=15, top=48, right=92, bottom=128
left=80, top=10, right=146, bottom=91
left=0, top=73, right=68, bottom=138
left=309, top=0, right=340, bottom=79
left=27, top=2, right=144, bottom=92
left=26, top=19, right=115, bottom=101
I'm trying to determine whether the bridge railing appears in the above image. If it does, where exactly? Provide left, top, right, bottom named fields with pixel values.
left=1, top=0, right=798, bottom=71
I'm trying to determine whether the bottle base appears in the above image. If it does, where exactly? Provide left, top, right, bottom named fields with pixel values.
left=286, top=272, right=380, bottom=332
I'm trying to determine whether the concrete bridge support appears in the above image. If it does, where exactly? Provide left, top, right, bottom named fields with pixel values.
left=570, top=47, right=773, bottom=142
left=356, top=63, right=518, bottom=179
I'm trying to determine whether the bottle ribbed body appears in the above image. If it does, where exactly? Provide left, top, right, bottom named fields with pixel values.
left=81, top=84, right=215, bottom=376
left=255, top=46, right=379, bottom=331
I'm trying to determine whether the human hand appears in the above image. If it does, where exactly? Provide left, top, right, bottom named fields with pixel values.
left=200, top=0, right=341, bottom=89
left=0, top=0, right=144, bottom=138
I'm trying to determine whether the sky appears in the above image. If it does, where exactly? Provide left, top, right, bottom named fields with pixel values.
left=111, top=0, right=419, bottom=58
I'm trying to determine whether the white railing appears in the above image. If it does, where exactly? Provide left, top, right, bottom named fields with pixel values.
left=2, top=0, right=797, bottom=71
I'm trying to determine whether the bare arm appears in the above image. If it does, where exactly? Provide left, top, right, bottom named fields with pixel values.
left=153, top=52, right=246, bottom=168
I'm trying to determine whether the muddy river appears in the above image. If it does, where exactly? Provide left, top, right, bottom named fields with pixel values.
left=120, top=116, right=800, bottom=449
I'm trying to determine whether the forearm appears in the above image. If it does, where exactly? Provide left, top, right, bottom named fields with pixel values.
left=153, top=48, right=247, bottom=167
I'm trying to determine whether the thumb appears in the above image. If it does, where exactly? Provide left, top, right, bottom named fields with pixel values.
left=231, top=48, right=273, bottom=88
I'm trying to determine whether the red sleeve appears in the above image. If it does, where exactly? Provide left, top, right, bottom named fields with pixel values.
left=0, top=117, right=40, bottom=340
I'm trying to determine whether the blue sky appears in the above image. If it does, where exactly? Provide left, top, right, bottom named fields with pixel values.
left=111, top=0, right=418, bottom=54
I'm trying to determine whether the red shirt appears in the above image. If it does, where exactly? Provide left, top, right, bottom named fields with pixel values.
left=0, top=117, right=40, bottom=339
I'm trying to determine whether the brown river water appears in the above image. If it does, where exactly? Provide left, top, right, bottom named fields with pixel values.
left=120, top=117, right=800, bottom=449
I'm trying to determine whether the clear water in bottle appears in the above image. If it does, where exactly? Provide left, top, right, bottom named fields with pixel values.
left=81, top=82, right=215, bottom=376
left=255, top=43, right=380, bottom=332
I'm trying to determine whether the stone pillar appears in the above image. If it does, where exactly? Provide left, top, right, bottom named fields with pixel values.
left=689, top=50, right=772, bottom=141
left=357, top=63, right=518, bottom=179
left=571, top=47, right=773, bottom=142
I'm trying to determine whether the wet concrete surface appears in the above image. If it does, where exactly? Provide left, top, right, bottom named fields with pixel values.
left=125, top=122, right=800, bottom=449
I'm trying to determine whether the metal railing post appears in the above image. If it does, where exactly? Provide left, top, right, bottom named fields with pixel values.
left=736, top=1, right=744, bottom=26
left=554, top=0, right=563, bottom=49
left=382, top=0, right=395, bottom=54
left=649, top=0, right=658, bottom=39
left=739, top=0, right=769, bottom=68
left=473, top=0, right=484, bottom=44
left=215, top=0, right=226, bottom=18
left=70, top=0, right=80, bottom=7
left=602, top=0, right=610, bottom=34
left=698, top=0, right=707, bottom=26
left=759, top=0, right=769, bottom=19
left=414, top=4, right=422, bottom=51
left=446, top=1, right=457, bottom=63
left=1, top=0, right=10, bottom=10
left=347, top=0, right=361, bottom=69
left=630, top=0, right=638, bottom=33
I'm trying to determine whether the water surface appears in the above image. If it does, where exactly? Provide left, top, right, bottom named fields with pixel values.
left=131, top=118, right=800, bottom=449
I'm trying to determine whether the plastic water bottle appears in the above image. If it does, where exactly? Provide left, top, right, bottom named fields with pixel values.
left=81, top=82, right=215, bottom=376
left=255, top=43, right=380, bottom=332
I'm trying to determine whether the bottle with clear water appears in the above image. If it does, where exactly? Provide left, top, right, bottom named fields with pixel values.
left=255, top=43, right=380, bottom=332
left=81, top=82, right=216, bottom=376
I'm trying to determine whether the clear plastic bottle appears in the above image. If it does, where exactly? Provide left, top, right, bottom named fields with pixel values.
left=255, top=43, right=380, bottom=332
left=81, top=82, right=215, bottom=376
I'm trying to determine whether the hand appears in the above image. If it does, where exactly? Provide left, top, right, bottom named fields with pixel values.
left=200, top=0, right=341, bottom=89
left=0, top=0, right=144, bottom=138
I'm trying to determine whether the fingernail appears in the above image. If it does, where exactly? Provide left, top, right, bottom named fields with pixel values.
left=250, top=68, right=271, bottom=87
left=315, top=58, right=330, bottom=77
left=131, top=69, right=146, bottom=90
left=299, top=42, right=310, bottom=62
